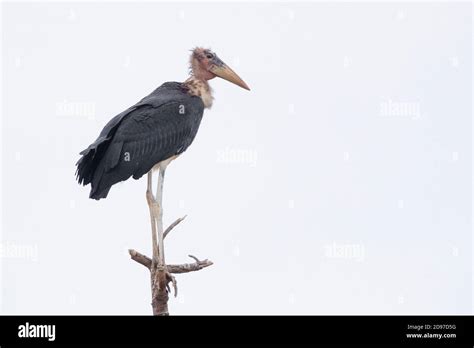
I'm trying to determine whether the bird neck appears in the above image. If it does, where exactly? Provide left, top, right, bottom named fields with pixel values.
left=184, top=76, right=214, bottom=109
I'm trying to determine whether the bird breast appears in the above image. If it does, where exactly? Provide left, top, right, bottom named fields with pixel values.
left=184, top=78, right=213, bottom=108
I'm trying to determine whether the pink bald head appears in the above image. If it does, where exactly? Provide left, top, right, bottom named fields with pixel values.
left=189, top=47, right=218, bottom=81
left=188, top=47, right=250, bottom=91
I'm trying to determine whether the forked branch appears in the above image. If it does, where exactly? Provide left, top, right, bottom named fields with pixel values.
left=163, top=215, right=187, bottom=239
left=129, top=249, right=213, bottom=273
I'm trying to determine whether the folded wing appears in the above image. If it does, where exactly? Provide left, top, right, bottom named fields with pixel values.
left=76, top=82, right=204, bottom=200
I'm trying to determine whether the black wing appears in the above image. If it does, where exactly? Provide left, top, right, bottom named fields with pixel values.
left=76, top=82, right=204, bottom=200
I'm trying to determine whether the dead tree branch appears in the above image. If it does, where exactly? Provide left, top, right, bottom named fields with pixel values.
left=163, top=215, right=187, bottom=239
left=129, top=242, right=212, bottom=315
left=136, top=164, right=211, bottom=315
left=129, top=249, right=213, bottom=273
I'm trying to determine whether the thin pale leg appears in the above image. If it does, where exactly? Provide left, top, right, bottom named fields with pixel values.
left=155, top=165, right=166, bottom=267
left=150, top=162, right=177, bottom=296
left=146, top=171, right=159, bottom=264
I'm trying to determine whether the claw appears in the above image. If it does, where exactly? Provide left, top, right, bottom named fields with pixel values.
left=170, top=274, right=178, bottom=297
left=165, top=270, right=178, bottom=297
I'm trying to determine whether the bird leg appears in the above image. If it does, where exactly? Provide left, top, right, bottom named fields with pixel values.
left=152, top=163, right=178, bottom=297
left=155, top=165, right=166, bottom=267
left=146, top=171, right=160, bottom=265
left=135, top=159, right=213, bottom=314
left=147, top=167, right=171, bottom=315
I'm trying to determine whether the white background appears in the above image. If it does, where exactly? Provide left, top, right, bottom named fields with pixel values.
left=1, top=1, right=472, bottom=314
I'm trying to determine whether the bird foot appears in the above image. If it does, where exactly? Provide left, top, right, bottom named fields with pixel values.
left=154, top=264, right=178, bottom=297
left=166, top=270, right=178, bottom=297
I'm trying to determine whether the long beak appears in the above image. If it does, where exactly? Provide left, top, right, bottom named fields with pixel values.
left=209, top=61, right=250, bottom=91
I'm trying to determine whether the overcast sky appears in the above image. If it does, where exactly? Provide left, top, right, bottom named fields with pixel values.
left=1, top=1, right=472, bottom=314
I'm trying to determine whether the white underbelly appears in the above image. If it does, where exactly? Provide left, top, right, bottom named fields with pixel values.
left=152, top=155, right=179, bottom=171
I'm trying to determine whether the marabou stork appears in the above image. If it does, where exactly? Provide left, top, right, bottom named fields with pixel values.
left=76, top=47, right=249, bottom=270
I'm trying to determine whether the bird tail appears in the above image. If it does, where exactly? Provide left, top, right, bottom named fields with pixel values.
left=76, top=147, right=97, bottom=187
left=76, top=138, right=125, bottom=200
left=89, top=185, right=111, bottom=200
left=76, top=140, right=111, bottom=200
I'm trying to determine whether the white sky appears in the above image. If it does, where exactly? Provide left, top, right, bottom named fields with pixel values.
left=0, top=1, right=472, bottom=314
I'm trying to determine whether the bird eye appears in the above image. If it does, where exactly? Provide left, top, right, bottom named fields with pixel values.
left=206, top=53, right=214, bottom=59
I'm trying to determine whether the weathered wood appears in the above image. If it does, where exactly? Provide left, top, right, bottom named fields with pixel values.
left=129, top=249, right=213, bottom=273
left=129, top=217, right=212, bottom=315
left=163, top=215, right=187, bottom=239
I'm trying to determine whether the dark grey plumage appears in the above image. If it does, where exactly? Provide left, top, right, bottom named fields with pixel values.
left=76, top=82, right=204, bottom=200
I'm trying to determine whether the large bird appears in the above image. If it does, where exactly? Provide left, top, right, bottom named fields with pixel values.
left=76, top=47, right=249, bottom=199
left=76, top=47, right=249, bottom=269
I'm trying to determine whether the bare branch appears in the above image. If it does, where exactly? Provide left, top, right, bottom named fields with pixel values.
left=188, top=254, right=200, bottom=263
left=163, top=215, right=187, bottom=239
left=167, top=257, right=213, bottom=274
left=129, top=249, right=212, bottom=274
left=129, top=249, right=151, bottom=269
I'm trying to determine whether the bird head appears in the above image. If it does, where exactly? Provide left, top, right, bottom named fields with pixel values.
left=190, top=47, right=250, bottom=91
